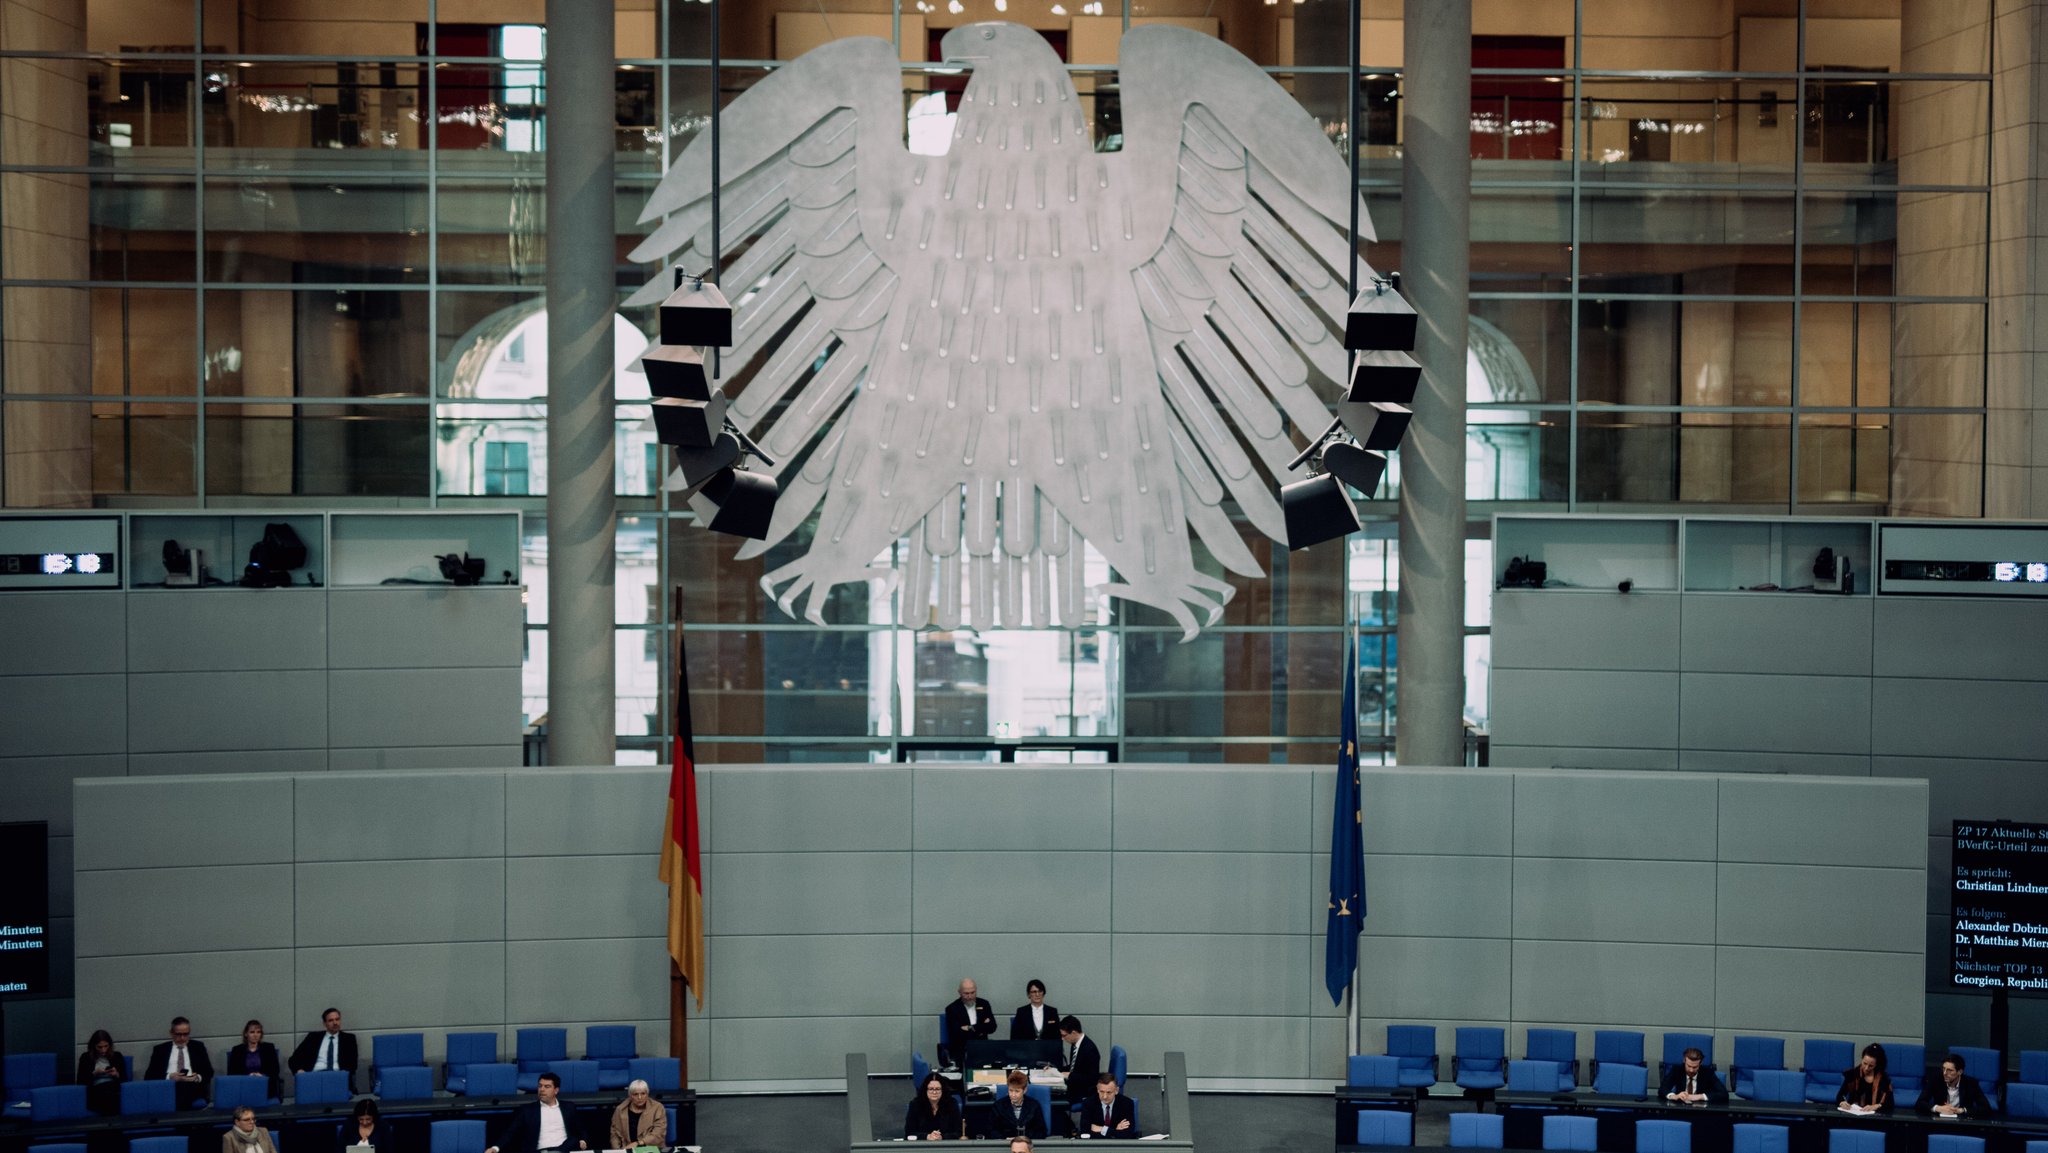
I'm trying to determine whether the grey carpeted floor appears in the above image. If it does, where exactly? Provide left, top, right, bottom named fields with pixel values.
left=695, top=1078, right=1471, bottom=1152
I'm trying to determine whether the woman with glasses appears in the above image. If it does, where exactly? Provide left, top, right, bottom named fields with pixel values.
left=904, top=1072, right=962, bottom=1140
left=223, top=1106, right=279, bottom=1153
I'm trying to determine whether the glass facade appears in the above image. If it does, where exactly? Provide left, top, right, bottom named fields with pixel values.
left=0, top=0, right=1998, bottom=761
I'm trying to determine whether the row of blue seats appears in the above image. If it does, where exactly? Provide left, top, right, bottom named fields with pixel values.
left=1348, top=1028, right=2029, bottom=1104
left=1360, top=1112, right=2044, bottom=1153
left=20, top=1117, right=642, bottom=1153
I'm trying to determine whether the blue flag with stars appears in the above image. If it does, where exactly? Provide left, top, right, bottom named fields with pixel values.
left=1325, top=635, right=1366, bottom=1006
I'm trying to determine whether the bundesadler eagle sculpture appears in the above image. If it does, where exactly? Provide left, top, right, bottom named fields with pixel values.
left=631, top=22, right=1396, bottom=639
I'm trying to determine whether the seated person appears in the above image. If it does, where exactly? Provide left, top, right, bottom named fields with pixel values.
left=77, top=1029, right=127, bottom=1116
left=943, top=978, right=998, bottom=1067
left=1915, top=1053, right=1994, bottom=1118
left=1077, top=1073, right=1138, bottom=1139
left=989, top=1070, right=1047, bottom=1142
left=904, top=1072, right=963, bottom=1140
left=1011, top=979, right=1062, bottom=1041
left=222, top=1020, right=282, bottom=1101
left=1837, top=1044, right=1894, bottom=1113
left=488, top=1071, right=590, bottom=1153
left=335, top=1098, right=392, bottom=1152
left=144, top=1017, right=213, bottom=1110
left=224, top=1106, right=280, bottom=1153
left=1009, top=1139, right=1034, bottom=1153
left=609, top=1079, right=668, bottom=1148
left=1658, top=1047, right=1727, bottom=1106
left=289, top=1009, right=359, bottom=1093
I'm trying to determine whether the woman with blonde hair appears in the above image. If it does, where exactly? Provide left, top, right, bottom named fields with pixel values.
left=608, top=1078, right=669, bottom=1148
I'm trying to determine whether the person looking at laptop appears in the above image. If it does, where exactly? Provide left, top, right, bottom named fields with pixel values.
left=335, top=1098, right=391, bottom=1152
left=488, top=1071, right=590, bottom=1153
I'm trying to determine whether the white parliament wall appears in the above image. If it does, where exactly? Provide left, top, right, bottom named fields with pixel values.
left=70, top=765, right=1927, bottom=1088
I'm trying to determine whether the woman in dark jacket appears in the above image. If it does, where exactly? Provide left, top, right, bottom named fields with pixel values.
left=76, top=1029, right=126, bottom=1116
left=1836, top=1044, right=1895, bottom=1113
left=336, top=1098, right=395, bottom=1152
left=904, top=1073, right=963, bottom=1140
left=220, top=1020, right=282, bottom=1101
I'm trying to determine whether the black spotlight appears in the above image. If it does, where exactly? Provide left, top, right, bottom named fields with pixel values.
left=241, top=522, right=306, bottom=588
left=649, top=271, right=780, bottom=540
left=1321, top=441, right=1388, bottom=497
left=1282, top=473, right=1361, bottom=551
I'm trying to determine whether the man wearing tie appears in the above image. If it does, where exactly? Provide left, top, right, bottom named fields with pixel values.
left=1659, top=1047, right=1727, bottom=1106
left=145, top=1017, right=214, bottom=1109
left=1077, top=1073, right=1137, bottom=1139
left=287, top=1008, right=359, bottom=1092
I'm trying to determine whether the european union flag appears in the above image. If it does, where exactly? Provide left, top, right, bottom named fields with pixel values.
left=1325, top=635, right=1366, bottom=1006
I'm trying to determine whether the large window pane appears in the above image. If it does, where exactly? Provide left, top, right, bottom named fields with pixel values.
left=1578, top=299, right=1793, bottom=408
left=92, top=173, right=198, bottom=281
left=1799, top=301, right=1892, bottom=407
left=203, top=289, right=430, bottom=397
left=1472, top=298, right=1569, bottom=404
left=1473, top=186, right=1569, bottom=290
left=1577, top=411, right=1791, bottom=505
left=1886, top=412, right=1983, bottom=517
left=1797, top=412, right=1889, bottom=505
left=87, top=60, right=196, bottom=164
left=202, top=63, right=428, bottom=164
left=1801, top=190, right=1896, bottom=297
left=1468, top=408, right=1568, bottom=502
left=202, top=402, right=430, bottom=496
left=1580, top=189, right=1795, bottom=295
left=203, top=176, right=428, bottom=283
left=1579, top=80, right=1788, bottom=178
left=1890, top=301, right=1985, bottom=408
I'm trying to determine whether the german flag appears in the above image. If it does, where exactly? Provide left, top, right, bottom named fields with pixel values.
left=662, top=624, right=706, bottom=1009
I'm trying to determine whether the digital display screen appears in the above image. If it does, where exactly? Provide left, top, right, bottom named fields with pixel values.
left=0, top=821, right=50, bottom=997
left=1888, top=560, right=2048, bottom=584
left=1951, top=820, right=2048, bottom=994
left=0, top=552, right=115, bottom=577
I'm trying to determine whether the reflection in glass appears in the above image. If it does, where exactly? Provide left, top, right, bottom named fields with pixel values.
left=1577, top=411, right=1790, bottom=505
left=1467, top=408, right=1566, bottom=502
left=202, top=402, right=430, bottom=496
left=1578, top=299, right=1792, bottom=408
left=91, top=174, right=198, bottom=280
left=202, top=63, right=427, bottom=159
left=203, top=176, right=428, bottom=283
left=87, top=60, right=195, bottom=162
left=1884, top=413, right=1983, bottom=518
left=1579, top=189, right=1795, bottom=295
left=1797, top=413, right=1889, bottom=505
left=203, top=289, right=430, bottom=397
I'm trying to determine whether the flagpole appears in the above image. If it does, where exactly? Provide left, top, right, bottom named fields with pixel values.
left=1345, top=617, right=1361, bottom=1058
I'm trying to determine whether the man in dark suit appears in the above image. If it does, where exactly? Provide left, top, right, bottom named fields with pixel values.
left=1060, top=1016, right=1102, bottom=1122
left=144, top=1016, right=214, bottom=1109
left=1915, top=1053, right=1995, bottom=1117
left=1658, top=1047, right=1727, bottom=1106
left=486, top=1071, right=590, bottom=1153
left=942, top=978, right=998, bottom=1067
left=287, top=1007, right=359, bottom=1091
left=1077, top=1073, right=1137, bottom=1139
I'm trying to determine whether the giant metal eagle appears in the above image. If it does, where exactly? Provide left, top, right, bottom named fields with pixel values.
left=630, top=22, right=1398, bottom=639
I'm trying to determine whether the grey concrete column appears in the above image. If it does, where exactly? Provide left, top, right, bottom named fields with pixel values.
left=544, top=0, right=617, bottom=766
left=1395, top=0, right=1470, bottom=767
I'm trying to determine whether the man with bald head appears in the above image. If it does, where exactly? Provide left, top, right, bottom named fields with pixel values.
left=941, top=978, right=997, bottom=1067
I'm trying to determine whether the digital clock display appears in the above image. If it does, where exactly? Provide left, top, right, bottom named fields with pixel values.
left=0, top=552, right=115, bottom=577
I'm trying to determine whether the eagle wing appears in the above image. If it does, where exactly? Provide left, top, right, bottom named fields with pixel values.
left=627, top=37, right=913, bottom=565
left=1108, top=25, right=1377, bottom=568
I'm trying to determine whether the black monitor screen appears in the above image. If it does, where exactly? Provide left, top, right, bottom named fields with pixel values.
left=1951, top=819, right=2048, bottom=994
left=0, top=821, right=50, bottom=996
left=964, top=1039, right=1062, bottom=1070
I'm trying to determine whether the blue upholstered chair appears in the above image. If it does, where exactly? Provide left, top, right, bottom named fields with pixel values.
left=1952, top=1047, right=2003, bottom=1107
left=130, top=1138, right=189, bottom=1153
left=666, top=1104, right=679, bottom=1144
left=1594, top=1031, right=1646, bottom=1082
left=1527, top=1030, right=1579, bottom=1089
left=1803, top=1040, right=1855, bottom=1103
left=210, top=1075, right=276, bottom=1111
left=1749, top=1069, right=1808, bottom=1103
left=911, top=1051, right=931, bottom=1087
left=443, top=1032, right=497, bottom=1095
left=1732, top=1123, right=1789, bottom=1153
left=3, top=1053, right=58, bottom=1120
left=1509, top=1060, right=1568, bottom=1093
left=514, top=1029, right=568, bottom=1092
left=1385, top=1025, right=1439, bottom=1088
left=1828, top=1130, right=1883, bottom=1153
left=295, top=1070, right=351, bottom=1106
left=379, top=1065, right=433, bottom=1102
left=1595, top=1063, right=1649, bottom=1097
left=1348, top=1055, right=1402, bottom=1088
left=548, top=1060, right=599, bottom=1095
left=1450, top=1112, right=1505, bottom=1149
left=430, top=1119, right=487, bottom=1153
left=1355, top=1111, right=1413, bottom=1146
left=120, top=1079, right=177, bottom=1116
left=459, top=1063, right=516, bottom=1098
left=2025, top=1141, right=2048, bottom=1153
left=28, top=1144, right=87, bottom=1153
left=1637, top=1118, right=1691, bottom=1153
left=2023, top=1051, right=2048, bottom=1085
left=1109, top=1045, right=1128, bottom=1092
left=370, top=1033, right=426, bottom=1096
left=585, top=1026, right=637, bottom=1091
left=1730, top=1036, right=1785, bottom=1098
left=1888, top=1044, right=1927, bottom=1097
left=1455, top=1028, right=1508, bottom=1091
left=1542, top=1114, right=1598, bottom=1152
left=1927, top=1136, right=1985, bottom=1153
left=628, top=1057, right=682, bottom=1093
left=2004, top=1082, right=2048, bottom=1118
left=1023, top=1084, right=1054, bottom=1133
left=29, top=1086, right=89, bottom=1124
left=1661, top=1033, right=1714, bottom=1077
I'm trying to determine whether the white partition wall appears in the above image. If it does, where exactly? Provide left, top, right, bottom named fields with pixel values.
left=71, top=765, right=1926, bottom=1089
